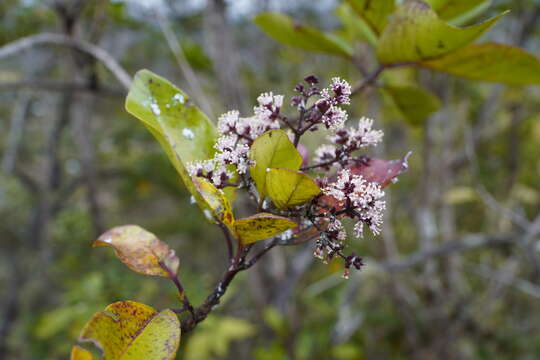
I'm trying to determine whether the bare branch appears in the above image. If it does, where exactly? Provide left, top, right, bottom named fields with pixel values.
left=0, top=33, right=132, bottom=89
left=0, top=80, right=124, bottom=97
left=376, top=233, right=517, bottom=272
left=155, top=11, right=214, bottom=118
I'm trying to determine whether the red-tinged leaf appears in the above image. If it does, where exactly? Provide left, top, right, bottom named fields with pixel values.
left=316, top=152, right=411, bottom=212
left=348, top=152, right=411, bottom=188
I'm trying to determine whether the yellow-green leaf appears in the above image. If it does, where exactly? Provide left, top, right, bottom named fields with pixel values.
left=381, top=85, right=442, bottom=126
left=335, top=3, right=378, bottom=46
left=254, top=12, right=353, bottom=57
left=93, top=225, right=179, bottom=277
left=71, top=346, right=94, bottom=360
left=125, top=70, right=235, bottom=217
left=426, top=0, right=491, bottom=25
left=266, top=168, right=321, bottom=209
left=193, top=177, right=235, bottom=229
left=249, top=130, right=303, bottom=199
left=234, top=213, right=297, bottom=244
left=376, top=0, right=506, bottom=64
left=421, top=43, right=540, bottom=85
left=79, top=301, right=180, bottom=360
left=346, top=0, right=395, bottom=37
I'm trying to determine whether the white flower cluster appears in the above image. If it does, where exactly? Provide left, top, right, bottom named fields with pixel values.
left=321, top=106, right=348, bottom=130
left=317, top=77, right=352, bottom=130
left=329, top=117, right=383, bottom=150
left=322, top=169, right=386, bottom=238
left=312, top=117, right=384, bottom=167
left=187, top=93, right=283, bottom=188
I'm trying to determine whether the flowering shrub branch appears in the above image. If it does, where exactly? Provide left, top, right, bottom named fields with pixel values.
left=71, top=69, right=408, bottom=359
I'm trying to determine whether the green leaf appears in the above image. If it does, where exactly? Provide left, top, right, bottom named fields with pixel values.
left=234, top=213, right=297, bottom=245
left=346, top=0, right=395, bottom=36
left=381, top=85, right=442, bottom=126
left=254, top=12, right=353, bottom=57
left=266, top=168, right=321, bottom=209
left=193, top=177, right=235, bottom=229
left=249, top=130, right=303, bottom=199
left=93, top=225, right=179, bottom=278
left=185, top=316, right=255, bottom=360
left=71, top=346, right=94, bottom=360
left=335, top=3, right=378, bottom=46
left=79, top=301, right=180, bottom=360
left=426, top=0, right=491, bottom=25
left=376, top=0, right=506, bottom=64
left=421, top=43, right=540, bottom=85
left=125, top=69, right=225, bottom=215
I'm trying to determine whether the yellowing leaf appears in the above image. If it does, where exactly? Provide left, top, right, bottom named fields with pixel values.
left=266, top=168, right=321, bottom=209
left=125, top=70, right=236, bottom=218
left=376, top=0, right=506, bottom=64
left=254, top=12, right=353, bottom=57
left=234, top=213, right=297, bottom=244
left=193, top=177, right=235, bottom=229
left=421, top=43, right=540, bottom=85
left=71, top=346, right=94, bottom=360
left=79, top=301, right=180, bottom=360
left=250, top=130, right=303, bottom=199
left=94, top=225, right=179, bottom=277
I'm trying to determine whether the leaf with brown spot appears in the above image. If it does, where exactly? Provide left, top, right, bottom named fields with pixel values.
left=376, top=0, right=506, bottom=64
left=234, top=213, right=297, bottom=244
left=94, top=225, right=179, bottom=277
left=71, top=346, right=94, bottom=360
left=78, top=301, right=180, bottom=360
left=421, top=43, right=540, bottom=85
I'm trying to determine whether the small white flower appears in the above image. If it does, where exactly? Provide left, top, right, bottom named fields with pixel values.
left=217, top=110, right=241, bottom=136
left=313, top=145, right=336, bottom=165
left=353, top=221, right=364, bottom=238
left=329, top=117, right=383, bottom=150
left=321, top=106, right=348, bottom=130
left=354, top=117, right=384, bottom=147
left=321, top=77, right=351, bottom=105
left=257, top=92, right=274, bottom=106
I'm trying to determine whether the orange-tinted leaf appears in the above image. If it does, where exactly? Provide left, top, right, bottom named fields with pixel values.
left=234, top=213, right=297, bottom=244
left=94, top=225, right=179, bottom=277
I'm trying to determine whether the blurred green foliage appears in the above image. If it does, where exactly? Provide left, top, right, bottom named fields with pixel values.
left=1, top=0, right=540, bottom=359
